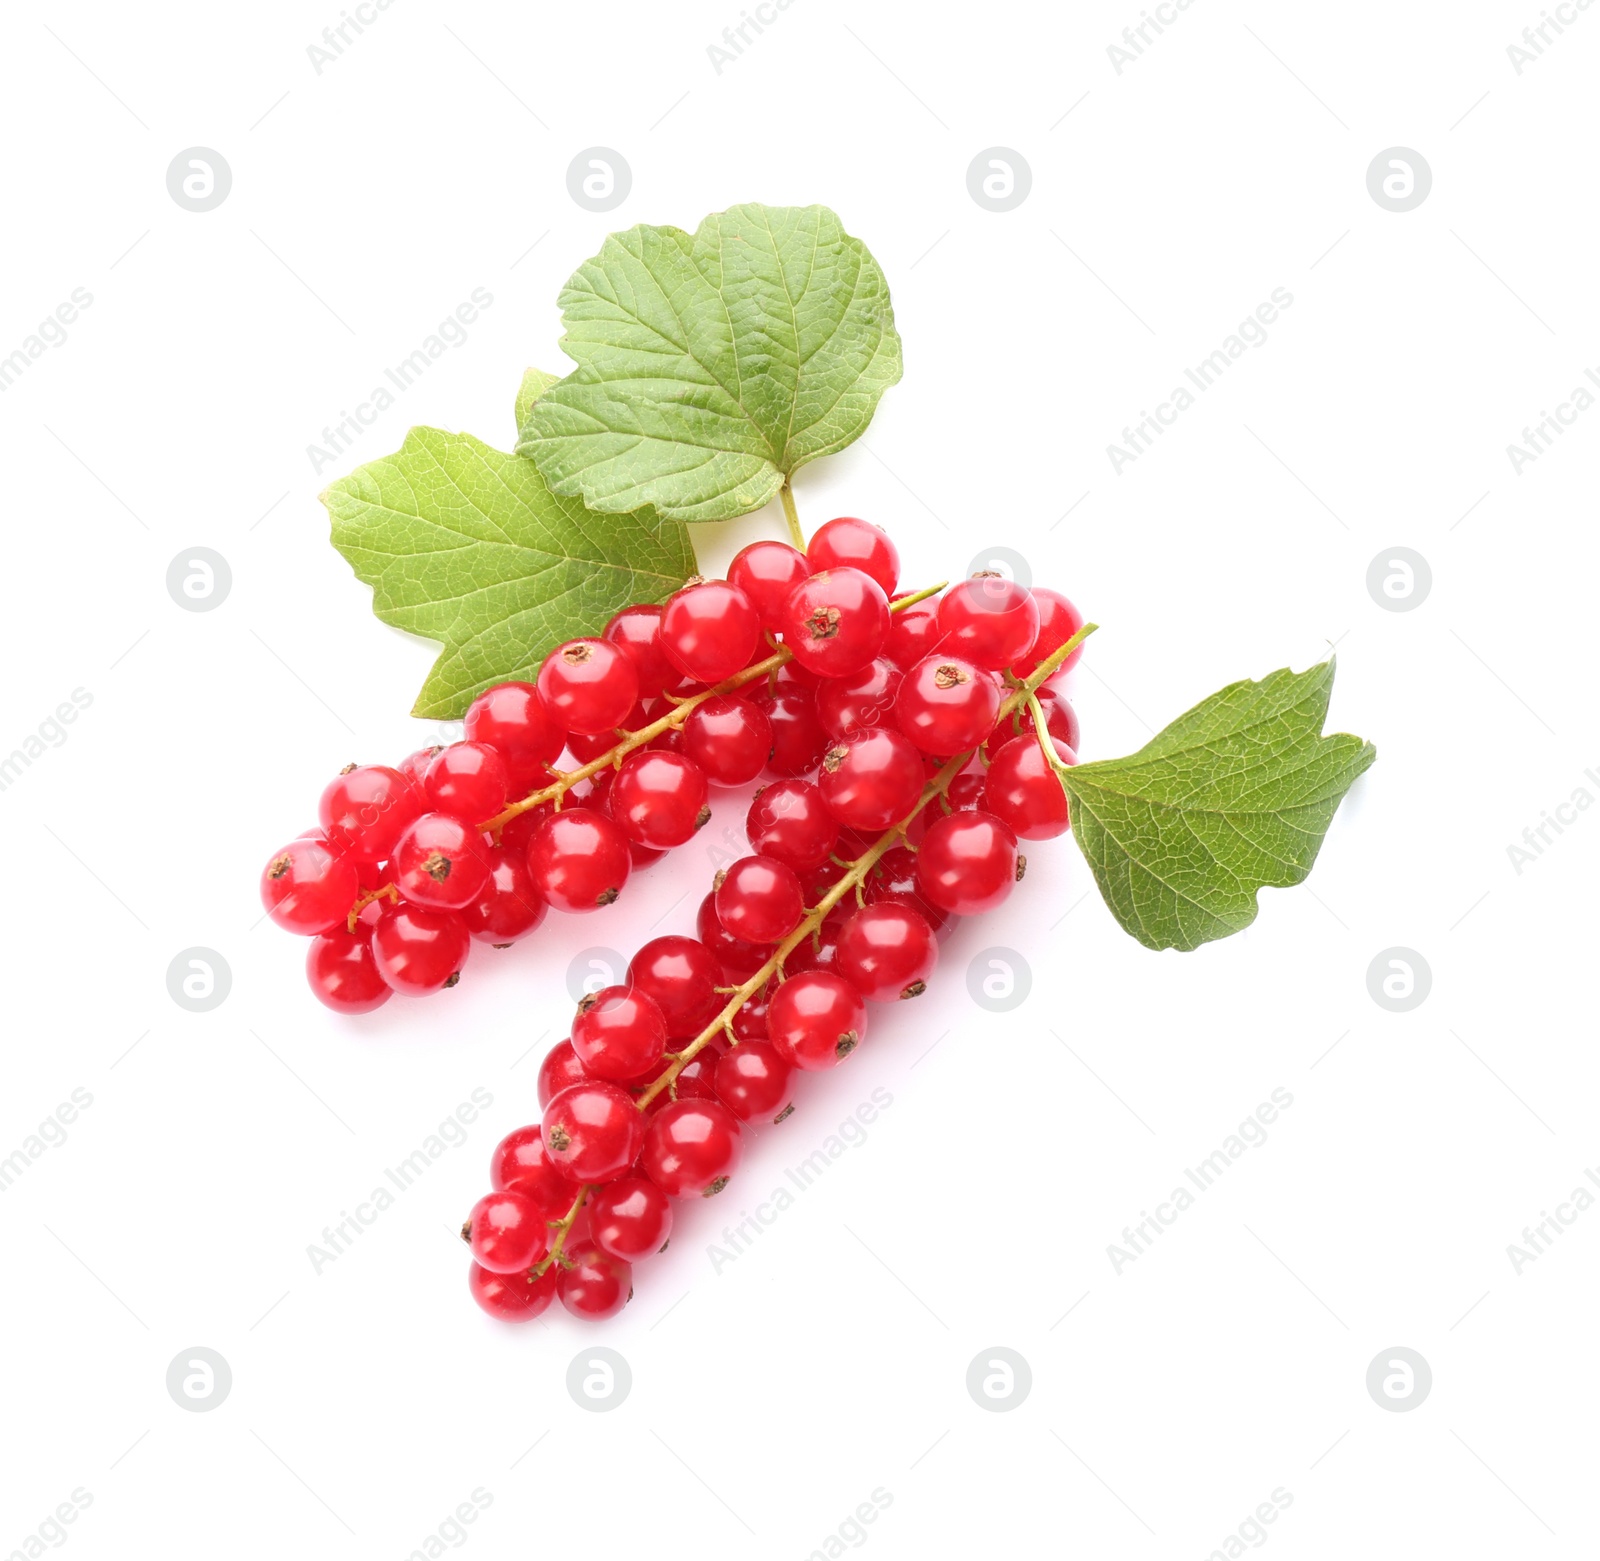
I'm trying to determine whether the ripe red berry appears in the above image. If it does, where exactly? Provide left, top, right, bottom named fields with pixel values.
left=729, top=540, right=811, bottom=630
left=806, top=516, right=900, bottom=596
left=318, top=764, right=422, bottom=861
left=628, top=936, right=724, bottom=1039
left=818, top=728, right=924, bottom=831
left=422, top=743, right=509, bottom=825
left=558, top=1248, right=632, bottom=1319
left=542, top=1081, right=645, bottom=1183
left=459, top=845, right=546, bottom=944
left=937, top=576, right=1040, bottom=670
left=745, top=779, right=838, bottom=870
left=537, top=1038, right=589, bottom=1109
left=526, top=807, right=631, bottom=912
left=464, top=1189, right=550, bottom=1273
left=661, top=580, right=761, bottom=683
left=490, top=1125, right=580, bottom=1217
left=756, top=686, right=829, bottom=777
left=261, top=837, right=360, bottom=936
left=863, top=844, right=950, bottom=932
left=538, top=638, right=640, bottom=737
left=642, top=1099, right=743, bottom=1197
left=984, top=684, right=1079, bottom=758
left=370, top=903, right=470, bottom=995
left=571, top=985, right=668, bottom=1083
left=895, top=656, right=1001, bottom=755
left=731, top=983, right=772, bottom=1041
left=836, top=902, right=937, bottom=1001
left=816, top=656, right=904, bottom=738
left=696, top=892, right=772, bottom=979
left=683, top=695, right=772, bottom=786
left=715, top=855, right=804, bottom=945
left=1012, top=588, right=1086, bottom=680
left=610, top=751, right=709, bottom=847
left=603, top=604, right=676, bottom=698
left=464, top=682, right=564, bottom=789
left=714, top=1041, right=793, bottom=1123
left=305, top=928, right=391, bottom=1013
left=398, top=745, right=443, bottom=790
left=768, top=972, right=868, bottom=1071
left=983, top=734, right=1076, bottom=840
left=469, top=1261, right=557, bottom=1322
left=393, top=812, right=491, bottom=910
left=885, top=601, right=944, bottom=672
left=915, top=810, right=1021, bottom=915
left=784, top=903, right=850, bottom=979
left=588, top=1177, right=674, bottom=1262
left=779, top=568, right=890, bottom=678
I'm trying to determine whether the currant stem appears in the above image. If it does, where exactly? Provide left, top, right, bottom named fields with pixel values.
left=779, top=480, right=804, bottom=549
left=345, top=882, right=399, bottom=934
left=532, top=1184, right=590, bottom=1277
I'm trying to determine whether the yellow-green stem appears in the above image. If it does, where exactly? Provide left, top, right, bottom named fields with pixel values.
left=532, top=1185, right=590, bottom=1277
left=779, top=481, right=804, bottom=549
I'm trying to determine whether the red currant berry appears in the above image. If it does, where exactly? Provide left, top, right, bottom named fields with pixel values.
left=836, top=902, right=937, bottom=1002
left=463, top=1189, right=550, bottom=1273
left=464, top=682, right=564, bottom=788
left=661, top=580, right=761, bottom=683
left=1012, top=588, right=1086, bottom=680
left=983, top=734, right=1076, bottom=840
left=755, top=686, right=829, bottom=777
left=393, top=812, right=491, bottom=910
left=816, top=657, right=904, bottom=738
left=542, top=1081, right=645, bottom=1183
left=610, top=751, right=709, bottom=848
left=746, top=779, right=838, bottom=870
left=318, top=764, right=422, bottom=861
left=715, top=855, right=804, bottom=945
left=633, top=1044, right=723, bottom=1113
left=895, top=656, right=1001, bottom=755
left=818, top=728, right=924, bottom=831
left=768, top=972, right=868, bottom=1071
left=937, top=575, right=1040, bottom=670
left=398, top=745, right=443, bottom=790
left=469, top=1261, right=557, bottom=1322
left=683, top=695, right=772, bottom=786
left=306, top=928, right=391, bottom=1013
left=370, top=903, right=470, bottom=995
left=537, top=1038, right=589, bottom=1109
left=984, top=684, right=1079, bottom=758
left=714, top=1041, right=793, bottom=1123
left=571, top=985, right=668, bottom=1083
left=538, top=638, right=640, bottom=737
left=944, top=771, right=987, bottom=813
left=588, top=1177, right=674, bottom=1261
left=261, top=837, right=360, bottom=936
left=628, top=936, right=724, bottom=1038
left=642, top=1099, right=743, bottom=1197
left=565, top=701, right=650, bottom=766
left=732, top=982, right=772, bottom=1040
left=422, top=743, right=509, bottom=825
left=779, top=568, right=890, bottom=678
left=885, top=601, right=945, bottom=674
left=863, top=845, right=950, bottom=932
left=604, top=604, right=676, bottom=698
left=915, top=810, right=1021, bottom=915
left=729, top=540, right=811, bottom=630
left=526, top=807, right=631, bottom=912
left=558, top=1248, right=632, bottom=1319
left=806, top=516, right=900, bottom=597
left=697, top=891, right=773, bottom=979
left=459, top=845, right=547, bottom=944
left=784, top=903, right=851, bottom=979
left=490, top=1125, right=579, bottom=1217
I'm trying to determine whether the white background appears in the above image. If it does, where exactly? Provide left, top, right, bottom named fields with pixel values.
left=2, top=1, right=1597, bottom=1556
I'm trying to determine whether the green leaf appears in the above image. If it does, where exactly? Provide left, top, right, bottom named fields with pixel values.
left=1060, top=660, right=1375, bottom=952
left=322, top=427, right=694, bottom=719
left=518, top=202, right=903, bottom=523
left=514, top=366, right=562, bottom=434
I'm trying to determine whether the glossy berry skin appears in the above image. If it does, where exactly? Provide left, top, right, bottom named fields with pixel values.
left=715, top=855, right=804, bottom=945
left=836, top=903, right=937, bottom=1002
left=768, top=972, right=868, bottom=1071
left=306, top=928, right=391, bottom=1013
left=261, top=838, right=360, bottom=936
left=558, top=1249, right=632, bottom=1319
left=818, top=727, right=924, bottom=831
left=944, top=771, right=987, bottom=813
left=745, top=780, right=838, bottom=871
left=628, top=936, right=723, bottom=1039
left=526, top=807, right=631, bottom=913
left=490, top=1125, right=579, bottom=1218
left=983, top=734, right=1076, bottom=840
left=393, top=812, right=491, bottom=910
left=806, top=516, right=900, bottom=597
left=937, top=576, right=1040, bottom=670
left=460, top=845, right=547, bottom=944
left=729, top=540, right=811, bottom=630
left=757, top=686, right=829, bottom=777
left=398, top=745, right=443, bottom=790
left=463, top=682, right=564, bottom=788
left=537, top=1039, right=589, bottom=1110
left=635, top=1044, right=722, bottom=1112
left=571, top=985, right=668, bottom=1083
left=714, top=1041, right=793, bottom=1123
left=915, top=810, right=1021, bottom=915
left=864, top=844, right=950, bottom=932
left=784, top=904, right=849, bottom=979
left=370, top=903, right=470, bottom=995
left=603, top=605, right=676, bottom=698
left=588, top=1177, right=674, bottom=1262
left=1013, top=589, right=1087, bottom=680
left=318, top=764, right=422, bottom=861
left=465, top=1189, right=550, bottom=1273
left=542, top=1081, right=645, bottom=1183
left=697, top=892, right=772, bottom=979
left=886, top=601, right=944, bottom=673
left=538, top=638, right=640, bottom=737
left=423, top=743, right=509, bottom=826
left=732, top=984, right=771, bottom=1041
left=661, top=580, right=761, bottom=684
left=469, top=1261, right=557, bottom=1322
left=895, top=656, right=1001, bottom=755
left=684, top=696, right=771, bottom=786
left=610, top=751, right=709, bottom=848
left=642, top=1099, right=743, bottom=1197
left=985, top=684, right=1079, bottom=758
left=779, top=568, right=890, bottom=678
left=816, top=657, right=903, bottom=738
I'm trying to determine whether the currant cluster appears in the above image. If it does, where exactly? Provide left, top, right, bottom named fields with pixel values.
left=455, top=520, right=1089, bottom=1322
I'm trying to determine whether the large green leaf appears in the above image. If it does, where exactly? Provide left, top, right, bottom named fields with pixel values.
left=518, top=202, right=903, bottom=523
left=1061, top=661, right=1375, bottom=951
left=322, top=426, right=694, bottom=719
